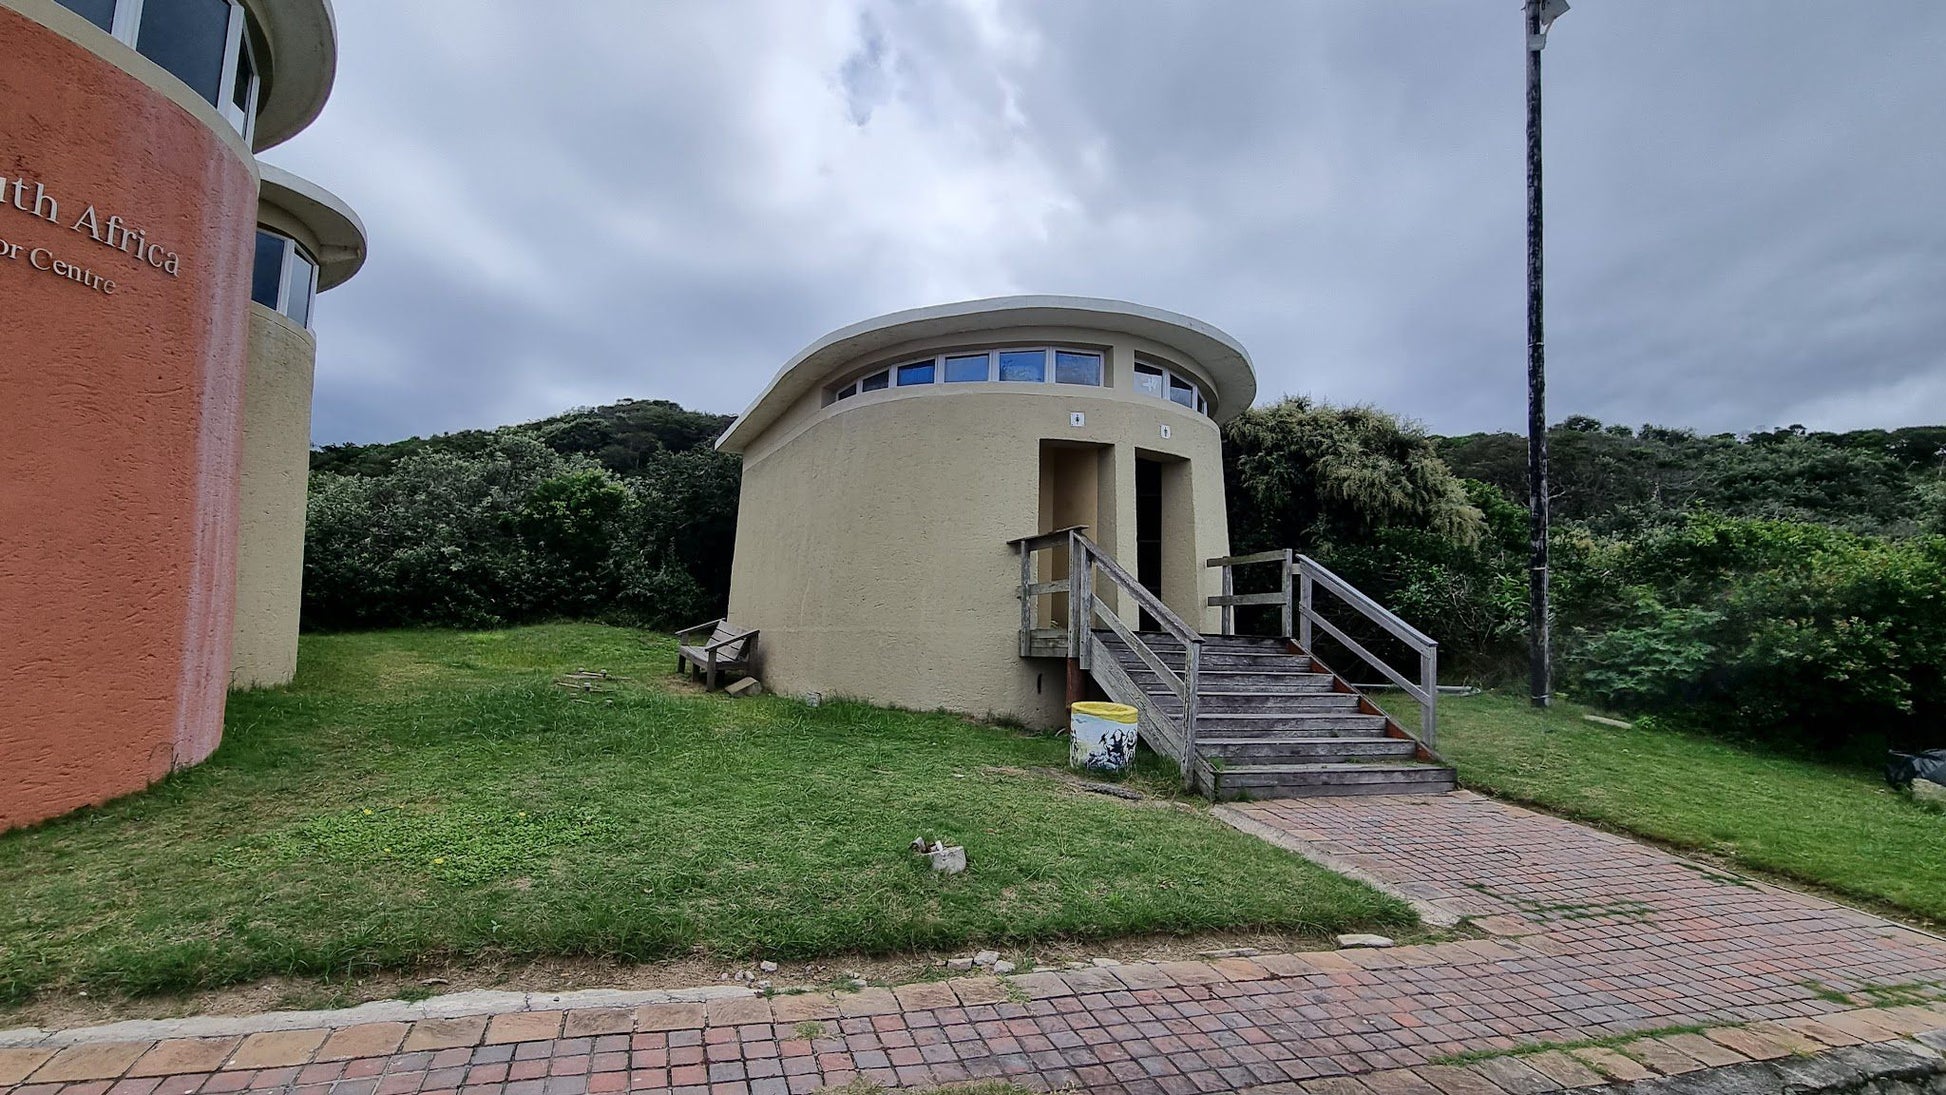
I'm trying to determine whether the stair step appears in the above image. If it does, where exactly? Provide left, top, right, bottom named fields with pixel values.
left=1124, top=671, right=1330, bottom=691
left=1207, top=762, right=1458, bottom=800
left=1199, top=736, right=1418, bottom=760
left=1196, top=713, right=1389, bottom=732
left=1160, top=693, right=1363, bottom=714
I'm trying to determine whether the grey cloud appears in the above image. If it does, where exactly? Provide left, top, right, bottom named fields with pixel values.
left=268, top=0, right=1946, bottom=445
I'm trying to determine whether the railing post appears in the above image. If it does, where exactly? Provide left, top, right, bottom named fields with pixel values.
left=1219, top=564, right=1234, bottom=636
left=1018, top=542, right=1033, bottom=657
left=1066, top=530, right=1083, bottom=660
left=1421, top=642, right=1439, bottom=749
left=1077, top=540, right=1095, bottom=671
left=1279, top=548, right=1294, bottom=640
left=1181, top=640, right=1201, bottom=791
left=1297, top=565, right=1314, bottom=652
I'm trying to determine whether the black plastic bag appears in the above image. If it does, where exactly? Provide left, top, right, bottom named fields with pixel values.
left=1886, top=749, right=1946, bottom=789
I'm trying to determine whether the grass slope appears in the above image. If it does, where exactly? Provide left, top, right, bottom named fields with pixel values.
left=1409, top=691, right=1946, bottom=925
left=0, top=625, right=1409, bottom=1005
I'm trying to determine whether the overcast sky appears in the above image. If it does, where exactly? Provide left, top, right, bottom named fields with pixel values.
left=269, top=2, right=1946, bottom=446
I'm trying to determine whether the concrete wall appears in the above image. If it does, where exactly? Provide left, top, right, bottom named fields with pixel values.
left=0, top=3, right=259, bottom=828
left=230, top=305, right=317, bottom=689
left=726, top=327, right=1232, bottom=728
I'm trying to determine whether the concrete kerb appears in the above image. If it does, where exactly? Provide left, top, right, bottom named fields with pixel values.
left=1213, top=801, right=1464, bottom=928
left=0, top=985, right=755, bottom=1049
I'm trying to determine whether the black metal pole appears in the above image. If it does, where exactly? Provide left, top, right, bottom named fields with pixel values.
left=1525, top=0, right=1551, bottom=708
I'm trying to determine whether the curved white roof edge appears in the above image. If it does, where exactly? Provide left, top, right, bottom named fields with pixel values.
left=246, top=0, right=337, bottom=152
left=257, top=162, right=366, bottom=290
left=717, top=295, right=1258, bottom=453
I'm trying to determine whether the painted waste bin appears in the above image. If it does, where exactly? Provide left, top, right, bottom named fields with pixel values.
left=1069, top=701, right=1139, bottom=774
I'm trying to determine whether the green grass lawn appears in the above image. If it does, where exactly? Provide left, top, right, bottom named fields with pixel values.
left=1397, top=691, right=1946, bottom=925
left=0, top=624, right=1410, bottom=1007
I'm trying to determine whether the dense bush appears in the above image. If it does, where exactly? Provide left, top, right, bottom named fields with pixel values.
left=303, top=431, right=732, bottom=630
left=1558, top=515, right=1946, bottom=750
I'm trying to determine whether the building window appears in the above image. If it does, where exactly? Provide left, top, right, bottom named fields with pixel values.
left=54, top=0, right=117, bottom=31
left=827, top=345, right=1117, bottom=405
left=997, top=349, right=1046, bottom=383
left=54, top=0, right=259, bottom=143
left=1055, top=350, right=1103, bottom=386
left=1135, top=358, right=1210, bottom=417
left=943, top=353, right=989, bottom=383
left=251, top=229, right=318, bottom=329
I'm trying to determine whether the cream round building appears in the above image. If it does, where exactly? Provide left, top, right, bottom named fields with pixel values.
left=717, top=296, right=1257, bottom=727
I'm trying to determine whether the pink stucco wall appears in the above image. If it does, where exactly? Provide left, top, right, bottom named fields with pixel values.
left=0, top=7, right=257, bottom=829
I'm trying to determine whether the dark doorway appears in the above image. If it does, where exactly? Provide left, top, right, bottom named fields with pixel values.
left=1136, top=458, right=1163, bottom=631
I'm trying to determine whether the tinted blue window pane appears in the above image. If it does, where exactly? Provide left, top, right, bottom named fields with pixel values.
left=138, top=0, right=232, bottom=106
left=835, top=384, right=856, bottom=400
left=250, top=231, right=285, bottom=309
left=288, top=250, right=317, bottom=328
left=1168, top=375, right=1197, bottom=408
left=861, top=371, right=889, bottom=392
left=896, top=360, right=935, bottom=386
left=998, top=350, right=1045, bottom=382
left=1054, top=351, right=1102, bottom=386
left=56, top=0, right=117, bottom=31
left=943, top=354, right=988, bottom=383
left=1134, top=364, right=1165, bottom=397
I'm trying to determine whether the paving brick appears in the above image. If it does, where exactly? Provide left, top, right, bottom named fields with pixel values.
left=704, top=995, right=772, bottom=1027
left=1567, top=1047, right=1652, bottom=1083
left=1658, top=1033, right=1746, bottom=1068
left=1520, top=1051, right=1603, bottom=1088
left=635, top=1003, right=705, bottom=1032
left=890, top=981, right=958, bottom=1011
left=402, top=1017, right=490, bottom=1053
left=834, top=989, right=900, bottom=1017
left=768, top=994, right=839, bottom=1023
left=948, top=976, right=1013, bottom=1006
left=128, top=1039, right=241, bottom=1078
left=1414, top=1064, right=1512, bottom=1095
left=1703, top=1026, right=1791, bottom=1061
left=318, top=1023, right=410, bottom=1061
left=31, top=1043, right=151, bottom=1083
left=225, top=1029, right=329, bottom=1071
left=561, top=1009, right=633, bottom=1039
left=0, top=1048, right=57, bottom=1086
left=1466, top=1057, right=1560, bottom=1094
left=484, top=1012, right=565, bottom=1046
left=1358, top=1067, right=1443, bottom=1094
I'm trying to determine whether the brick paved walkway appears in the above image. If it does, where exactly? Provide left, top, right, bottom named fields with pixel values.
left=6, top=791, right=1946, bottom=1094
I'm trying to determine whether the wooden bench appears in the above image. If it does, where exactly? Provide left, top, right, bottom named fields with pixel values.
left=675, top=619, right=760, bottom=691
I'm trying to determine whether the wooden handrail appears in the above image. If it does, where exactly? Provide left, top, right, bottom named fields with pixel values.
left=1012, top=528, right=1203, bottom=788
left=1295, top=554, right=1439, bottom=749
left=1205, top=548, right=1293, bottom=638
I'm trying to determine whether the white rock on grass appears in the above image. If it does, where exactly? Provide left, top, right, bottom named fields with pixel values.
left=947, top=957, right=974, bottom=971
left=1336, top=934, right=1395, bottom=949
left=759, top=961, right=778, bottom=973
left=992, top=960, right=1016, bottom=975
left=928, top=845, right=967, bottom=874
left=973, top=950, right=1001, bottom=967
left=1914, top=779, right=1946, bottom=811
left=1091, top=958, right=1122, bottom=967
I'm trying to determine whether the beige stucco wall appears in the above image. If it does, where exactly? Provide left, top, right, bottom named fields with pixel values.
left=726, top=329, right=1232, bottom=727
left=230, top=304, right=316, bottom=689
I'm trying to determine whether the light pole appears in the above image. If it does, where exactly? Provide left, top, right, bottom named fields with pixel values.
left=1525, top=0, right=1567, bottom=709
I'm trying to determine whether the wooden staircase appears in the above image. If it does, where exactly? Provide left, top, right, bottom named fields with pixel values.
left=1094, top=631, right=1456, bottom=799
left=1010, top=528, right=1456, bottom=801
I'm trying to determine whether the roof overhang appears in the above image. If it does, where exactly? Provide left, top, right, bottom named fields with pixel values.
left=717, top=295, right=1257, bottom=453
left=257, top=163, right=365, bottom=290
left=244, top=0, right=337, bottom=151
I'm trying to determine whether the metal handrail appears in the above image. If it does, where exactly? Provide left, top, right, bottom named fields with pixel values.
left=1011, top=529, right=1203, bottom=787
left=1296, top=554, right=1439, bottom=748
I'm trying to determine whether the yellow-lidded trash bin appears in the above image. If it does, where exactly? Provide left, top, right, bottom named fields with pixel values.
left=1069, top=701, right=1139, bottom=774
